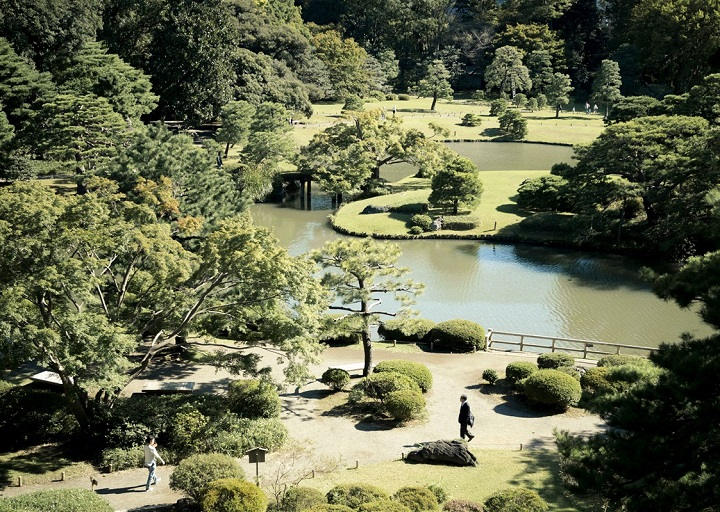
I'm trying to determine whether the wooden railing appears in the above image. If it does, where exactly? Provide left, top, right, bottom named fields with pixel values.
left=485, top=329, right=656, bottom=359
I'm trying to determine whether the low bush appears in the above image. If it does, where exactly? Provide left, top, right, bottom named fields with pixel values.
left=342, top=95, right=364, bottom=111
left=427, top=484, right=447, bottom=504
left=597, top=354, right=652, bottom=368
left=202, top=478, right=267, bottom=512
left=374, top=360, right=433, bottom=392
left=482, top=368, right=499, bottom=385
left=228, top=379, right=281, bottom=419
left=523, top=369, right=582, bottom=410
left=169, top=453, right=245, bottom=502
left=398, top=94, right=411, bottom=101
left=170, top=404, right=209, bottom=455
left=391, top=202, right=429, bottom=214
left=489, top=99, right=508, bottom=116
left=410, top=214, right=433, bottom=231
left=461, top=113, right=482, bottom=127
left=424, top=319, right=486, bottom=352
left=505, top=362, right=538, bottom=385
left=443, top=499, right=484, bottom=512
left=442, top=216, right=479, bottom=231
left=483, top=488, right=548, bottom=512
left=393, top=486, right=439, bottom=512
left=386, top=94, right=398, bottom=101
left=359, top=501, right=412, bottom=512
left=537, top=353, right=575, bottom=369
left=281, top=486, right=326, bottom=512
left=471, top=90, right=485, bottom=101
left=0, top=489, right=113, bottom=512
left=100, top=446, right=144, bottom=472
left=203, top=416, right=288, bottom=456
left=355, top=372, right=420, bottom=401
left=321, top=369, right=351, bottom=391
left=305, top=506, right=354, bottom=512
left=409, top=226, right=424, bottom=235
left=556, top=366, right=580, bottom=380
left=580, top=367, right=612, bottom=398
left=385, top=389, right=426, bottom=421
left=516, top=176, right=572, bottom=212
left=326, top=484, right=389, bottom=509
left=0, top=380, right=13, bottom=394
left=378, top=318, right=435, bottom=342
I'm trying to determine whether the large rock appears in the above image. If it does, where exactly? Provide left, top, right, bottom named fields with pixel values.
left=405, top=439, right=477, bottom=467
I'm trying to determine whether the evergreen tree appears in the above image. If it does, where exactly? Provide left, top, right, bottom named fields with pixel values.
left=545, top=72, right=573, bottom=118
left=216, top=100, right=256, bottom=158
left=592, top=59, right=622, bottom=118
left=414, top=59, right=454, bottom=110
left=428, top=157, right=484, bottom=214
left=485, top=46, right=532, bottom=98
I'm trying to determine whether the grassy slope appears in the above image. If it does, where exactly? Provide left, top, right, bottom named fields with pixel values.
left=304, top=448, right=594, bottom=511
left=331, top=170, right=575, bottom=241
left=293, top=98, right=604, bottom=147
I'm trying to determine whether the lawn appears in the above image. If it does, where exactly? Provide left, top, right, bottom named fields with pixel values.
left=292, top=97, right=605, bottom=147
left=331, top=170, right=577, bottom=242
left=304, top=448, right=594, bottom=511
left=0, top=445, right=95, bottom=489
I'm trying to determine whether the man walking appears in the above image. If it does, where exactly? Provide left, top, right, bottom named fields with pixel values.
left=144, top=436, right=165, bottom=491
left=459, top=394, right=475, bottom=441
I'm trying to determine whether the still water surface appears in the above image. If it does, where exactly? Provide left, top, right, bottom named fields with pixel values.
left=253, top=142, right=713, bottom=348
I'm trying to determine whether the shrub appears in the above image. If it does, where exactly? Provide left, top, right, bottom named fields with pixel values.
left=523, top=369, right=582, bottom=410
left=498, top=110, right=527, bottom=139
left=526, top=98, right=538, bottom=112
left=580, top=367, right=612, bottom=398
left=461, top=113, right=482, bottom=126
left=604, top=363, right=662, bottom=393
left=393, top=486, right=439, bottom=512
left=385, top=389, right=426, bottom=421
left=489, top=99, right=508, bottom=116
left=471, top=90, right=485, bottom=101
left=427, top=485, right=448, bottom=504
left=281, top=487, right=326, bottom=512
left=398, top=94, right=410, bottom=101
left=516, top=175, right=571, bottom=212
left=378, top=318, right=435, bottom=342
left=597, top=354, right=652, bottom=368
left=320, top=315, right=363, bottom=347
left=228, top=379, right=281, bottom=419
left=386, top=94, right=398, bottom=101
left=204, top=416, right=288, bottom=456
left=170, top=453, right=245, bottom=502
left=326, top=484, right=389, bottom=509
left=100, top=446, right=144, bottom=472
left=202, top=478, right=268, bottom=512
left=482, top=368, right=499, bottom=385
left=505, top=362, right=538, bottom=385
left=409, top=226, right=424, bottom=235
left=556, top=366, right=580, bottom=380
left=359, top=501, right=412, bottom=512
left=443, top=499, right=484, bottom=512
left=374, top=360, right=433, bottom=392
left=356, top=372, right=420, bottom=401
left=424, top=319, right=486, bottom=352
left=305, top=506, right=354, bottom=512
left=170, top=404, right=209, bottom=455
left=0, top=489, right=113, bottom=512
left=391, top=202, right=429, bottom=214
left=0, top=380, right=13, bottom=394
left=343, top=95, right=364, bottom=112
left=513, top=93, right=527, bottom=109
left=442, top=216, right=479, bottom=231
left=536, top=94, right=547, bottom=108
left=483, top=488, right=548, bottom=512
left=537, top=353, right=575, bottom=369
left=410, top=214, right=433, bottom=231
left=321, top=369, right=350, bottom=391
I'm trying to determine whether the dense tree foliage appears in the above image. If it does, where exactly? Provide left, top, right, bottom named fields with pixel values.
left=428, top=157, right=483, bottom=215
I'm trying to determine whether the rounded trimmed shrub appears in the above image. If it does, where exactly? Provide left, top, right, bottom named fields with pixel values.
left=409, top=226, right=424, bottom=235
left=427, top=484, right=448, bottom=504
left=228, top=379, right=281, bottom=419
left=483, top=488, right=548, bottom=512
left=482, top=368, right=498, bottom=385
left=378, top=318, right=435, bottom=342
left=100, top=446, right=144, bottom=472
left=321, top=369, right=350, bottom=391
left=393, top=486, right=439, bottom=512
left=326, top=484, right=389, bottom=509
left=556, top=366, right=580, bottom=380
left=522, top=370, right=582, bottom=410
left=385, top=389, right=426, bottom=421
left=358, top=372, right=420, bottom=401
left=505, top=362, right=538, bottom=385
left=443, top=499, right=484, bottom=512
left=442, top=216, right=479, bottom=231
left=410, top=214, right=433, bottom=231
left=304, top=506, right=354, bottom=512
left=282, top=487, right=326, bottom=512
left=203, top=417, right=288, bottom=456
left=536, top=353, right=575, bottom=369
left=170, top=453, right=245, bottom=502
left=398, top=94, right=411, bottom=101
left=374, top=360, right=433, bottom=392
left=359, top=501, right=412, bottom=512
left=580, top=367, right=612, bottom=397
left=202, top=478, right=267, bottom=512
left=424, top=320, right=486, bottom=353
left=0, top=489, right=113, bottom=512
left=597, top=354, right=652, bottom=368
left=461, top=113, right=482, bottom=127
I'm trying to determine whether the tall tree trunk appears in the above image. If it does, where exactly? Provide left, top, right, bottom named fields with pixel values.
left=224, top=142, right=230, bottom=158
left=453, top=200, right=459, bottom=215
left=372, top=165, right=381, bottom=180
left=361, top=303, right=372, bottom=376
left=431, top=92, right=438, bottom=111
left=556, top=104, right=560, bottom=119
left=59, top=374, right=91, bottom=432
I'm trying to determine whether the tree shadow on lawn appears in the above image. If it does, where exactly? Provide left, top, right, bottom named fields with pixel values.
left=495, top=202, right=532, bottom=217
left=0, top=445, right=85, bottom=490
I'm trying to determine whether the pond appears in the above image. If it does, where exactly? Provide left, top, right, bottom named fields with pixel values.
left=252, top=142, right=713, bottom=349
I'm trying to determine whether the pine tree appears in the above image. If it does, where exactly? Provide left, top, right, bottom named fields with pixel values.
left=592, top=59, right=622, bottom=118
left=545, top=72, right=573, bottom=118
left=414, top=59, right=454, bottom=110
left=485, top=46, right=532, bottom=98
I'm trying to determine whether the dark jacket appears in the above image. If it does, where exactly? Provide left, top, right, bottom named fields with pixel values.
left=459, top=401, right=472, bottom=425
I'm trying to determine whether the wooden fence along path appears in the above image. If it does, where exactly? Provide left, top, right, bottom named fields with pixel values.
left=485, top=329, right=656, bottom=359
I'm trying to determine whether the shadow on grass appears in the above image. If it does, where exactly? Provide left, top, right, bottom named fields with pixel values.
left=496, top=203, right=532, bottom=217
left=0, top=445, right=86, bottom=490
left=481, top=128, right=505, bottom=138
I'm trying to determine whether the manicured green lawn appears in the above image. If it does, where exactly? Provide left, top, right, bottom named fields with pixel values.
left=304, top=448, right=595, bottom=511
left=293, top=98, right=604, bottom=147
left=331, top=170, right=575, bottom=242
left=0, top=445, right=95, bottom=489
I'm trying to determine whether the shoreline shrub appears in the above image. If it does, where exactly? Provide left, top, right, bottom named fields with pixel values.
left=410, top=214, right=433, bottom=231
left=326, top=484, right=389, bottom=509
left=424, top=320, right=486, bottom=352
left=597, top=354, right=651, bottom=368
left=321, top=368, right=351, bottom=391
left=442, top=216, right=479, bottom=231
left=202, top=478, right=267, bottom=512
left=378, top=318, right=435, bottom=342
left=374, top=360, right=433, bottom=392
left=505, top=361, right=538, bottom=385
left=393, top=487, right=439, bottom=512
left=409, top=226, right=424, bottom=235
left=169, top=453, right=245, bottom=502
left=228, top=379, right=281, bottom=419
left=522, top=369, right=582, bottom=409
left=537, top=353, right=575, bottom=369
